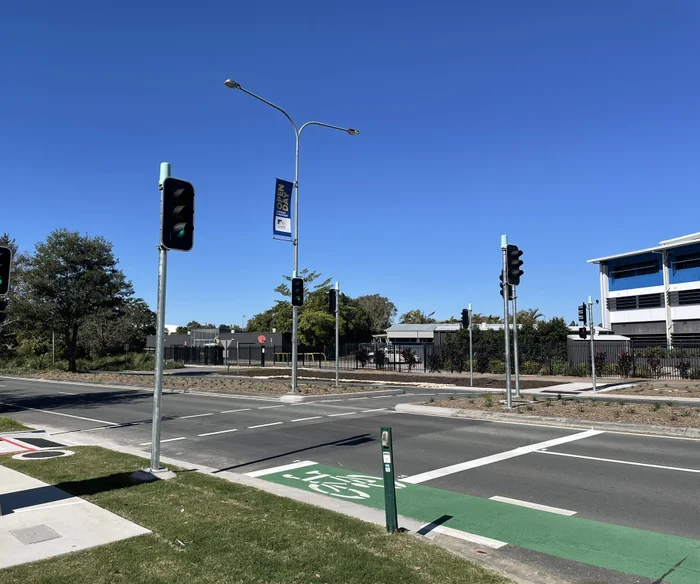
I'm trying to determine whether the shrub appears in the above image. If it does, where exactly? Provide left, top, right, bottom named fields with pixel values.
left=690, top=367, right=700, bottom=380
left=550, top=362, right=569, bottom=376
left=676, top=359, right=692, bottom=380
left=400, top=348, right=418, bottom=372
left=448, top=350, right=467, bottom=374
left=520, top=361, right=541, bottom=375
left=644, top=347, right=665, bottom=379
left=488, top=360, right=505, bottom=374
left=635, top=365, right=653, bottom=379
left=374, top=349, right=386, bottom=370
left=651, top=402, right=661, bottom=411
left=475, top=352, right=489, bottom=374
left=594, top=351, right=607, bottom=374
left=618, top=351, right=635, bottom=378
left=426, top=353, right=442, bottom=373
left=355, top=347, right=370, bottom=368
left=568, top=364, right=590, bottom=377
left=603, top=363, right=621, bottom=377
left=483, top=393, right=493, bottom=408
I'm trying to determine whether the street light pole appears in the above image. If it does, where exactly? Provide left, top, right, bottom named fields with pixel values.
left=224, top=79, right=358, bottom=393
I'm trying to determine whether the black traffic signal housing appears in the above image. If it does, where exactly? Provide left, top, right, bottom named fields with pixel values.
left=329, top=289, right=337, bottom=313
left=0, top=246, right=12, bottom=296
left=499, top=271, right=513, bottom=300
left=161, top=177, right=195, bottom=251
left=291, top=277, right=304, bottom=307
left=578, top=326, right=588, bottom=339
left=461, top=308, right=469, bottom=328
left=578, top=303, right=587, bottom=325
left=506, top=244, right=524, bottom=286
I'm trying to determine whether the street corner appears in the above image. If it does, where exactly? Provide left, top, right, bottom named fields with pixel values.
left=0, top=430, right=67, bottom=455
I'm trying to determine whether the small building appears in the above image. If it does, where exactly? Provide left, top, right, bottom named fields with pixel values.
left=588, top=232, right=700, bottom=345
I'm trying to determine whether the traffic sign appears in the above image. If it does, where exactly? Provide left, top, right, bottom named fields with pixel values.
left=222, top=339, right=233, bottom=350
left=258, top=335, right=266, bottom=344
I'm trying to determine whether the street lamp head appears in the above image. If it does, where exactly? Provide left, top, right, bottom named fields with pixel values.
left=347, top=128, right=360, bottom=136
left=224, top=79, right=241, bottom=90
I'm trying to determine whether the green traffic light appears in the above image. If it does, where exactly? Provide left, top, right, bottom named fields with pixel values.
left=177, top=229, right=185, bottom=238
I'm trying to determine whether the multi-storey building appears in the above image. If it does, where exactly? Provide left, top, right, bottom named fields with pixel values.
left=588, top=233, right=700, bottom=345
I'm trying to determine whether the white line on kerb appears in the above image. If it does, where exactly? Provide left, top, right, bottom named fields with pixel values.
left=291, top=416, right=323, bottom=422
left=419, top=524, right=507, bottom=549
left=180, top=413, right=213, bottom=419
left=328, top=412, right=356, bottom=417
left=220, top=408, right=251, bottom=414
left=246, top=460, right=317, bottom=477
left=489, top=496, right=576, bottom=516
left=248, top=422, right=283, bottom=429
left=139, top=436, right=186, bottom=446
left=536, top=450, right=700, bottom=474
left=198, top=428, right=239, bottom=437
left=403, top=429, right=604, bottom=484
left=0, top=402, right=121, bottom=426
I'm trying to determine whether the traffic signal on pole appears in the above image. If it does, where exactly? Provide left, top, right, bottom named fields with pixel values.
left=506, top=244, right=524, bottom=286
left=578, top=326, right=588, bottom=339
left=329, top=289, right=337, bottom=313
left=499, top=271, right=513, bottom=300
left=0, top=246, right=12, bottom=296
left=161, top=177, right=195, bottom=251
left=461, top=309, right=469, bottom=328
left=291, top=277, right=304, bottom=307
left=578, top=303, right=587, bottom=325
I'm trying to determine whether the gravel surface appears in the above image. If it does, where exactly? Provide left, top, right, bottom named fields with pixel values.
left=429, top=395, right=700, bottom=428
left=611, top=382, right=700, bottom=397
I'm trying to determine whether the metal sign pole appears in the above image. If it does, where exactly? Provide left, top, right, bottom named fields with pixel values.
left=589, top=296, right=596, bottom=391
left=501, top=236, right=512, bottom=409
left=468, top=304, right=473, bottom=387
left=512, top=288, right=521, bottom=398
left=335, top=281, right=340, bottom=388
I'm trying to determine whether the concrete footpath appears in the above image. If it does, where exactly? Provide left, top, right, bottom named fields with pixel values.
left=0, top=450, right=150, bottom=569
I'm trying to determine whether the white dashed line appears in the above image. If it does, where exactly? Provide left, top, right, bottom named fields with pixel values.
left=413, top=393, right=432, bottom=396
left=58, top=391, right=76, bottom=395
left=180, top=413, right=213, bottom=419
left=361, top=408, right=387, bottom=413
left=322, top=399, right=344, bottom=403
left=0, top=402, right=120, bottom=426
left=489, top=496, right=577, bottom=516
left=328, top=412, right=356, bottom=417
left=291, top=416, right=323, bottom=422
left=248, top=422, right=283, bottom=429
left=220, top=408, right=251, bottom=414
left=258, top=405, right=286, bottom=409
left=198, top=428, right=239, bottom=437
left=536, top=450, right=700, bottom=474
left=371, top=395, right=388, bottom=399
left=347, top=397, right=369, bottom=401
left=139, top=436, right=186, bottom=446
left=246, top=460, right=317, bottom=477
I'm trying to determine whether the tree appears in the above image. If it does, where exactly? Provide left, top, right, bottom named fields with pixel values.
left=355, top=294, right=397, bottom=333
left=470, top=313, right=504, bottom=325
left=0, top=233, right=29, bottom=359
left=186, top=321, right=215, bottom=330
left=175, top=326, right=189, bottom=335
left=14, top=230, right=133, bottom=372
left=399, top=309, right=437, bottom=324
left=517, top=308, right=545, bottom=326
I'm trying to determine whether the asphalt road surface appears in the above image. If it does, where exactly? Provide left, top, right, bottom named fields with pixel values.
left=1, top=375, right=699, bottom=584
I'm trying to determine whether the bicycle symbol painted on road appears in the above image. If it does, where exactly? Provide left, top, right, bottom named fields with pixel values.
left=282, top=470, right=406, bottom=500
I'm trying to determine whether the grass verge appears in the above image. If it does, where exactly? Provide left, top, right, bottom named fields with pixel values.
left=0, top=417, right=30, bottom=432
left=0, top=446, right=508, bottom=584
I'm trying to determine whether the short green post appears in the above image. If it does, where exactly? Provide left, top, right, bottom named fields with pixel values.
left=380, top=426, right=399, bottom=533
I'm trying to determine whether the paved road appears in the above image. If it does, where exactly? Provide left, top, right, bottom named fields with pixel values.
left=1, top=375, right=699, bottom=583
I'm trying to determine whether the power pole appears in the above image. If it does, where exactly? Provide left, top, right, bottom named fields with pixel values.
left=501, top=236, right=511, bottom=409
left=335, top=282, right=340, bottom=388
left=589, top=296, right=596, bottom=391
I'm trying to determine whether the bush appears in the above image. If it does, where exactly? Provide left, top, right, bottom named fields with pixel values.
left=618, top=351, right=635, bottom=378
left=475, top=353, right=489, bottom=374
left=690, top=367, right=700, bottom=380
left=568, top=364, right=590, bottom=377
left=550, top=361, right=569, bottom=376
left=603, top=363, right=621, bottom=377
left=483, top=394, right=493, bottom=407
left=676, top=359, right=692, bottom=380
left=635, top=365, right=653, bottom=379
left=488, top=360, right=505, bottom=374
left=374, top=349, right=386, bottom=370
left=400, top=348, right=418, bottom=372
left=426, top=353, right=442, bottom=373
left=355, top=347, right=370, bottom=368
left=447, top=350, right=466, bottom=374
left=594, top=351, right=607, bottom=374
left=520, top=361, right=541, bottom=375
left=644, top=347, right=665, bottom=379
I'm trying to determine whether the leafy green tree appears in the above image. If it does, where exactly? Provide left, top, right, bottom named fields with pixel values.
left=355, top=294, right=397, bottom=333
left=517, top=308, right=545, bottom=326
left=471, top=313, right=504, bottom=325
left=175, top=326, right=189, bottom=335
left=13, top=230, right=133, bottom=372
left=399, top=309, right=436, bottom=324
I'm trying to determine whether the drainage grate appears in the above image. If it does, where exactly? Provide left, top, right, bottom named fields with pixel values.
left=15, top=438, right=65, bottom=449
left=12, top=450, right=75, bottom=461
left=10, top=525, right=61, bottom=545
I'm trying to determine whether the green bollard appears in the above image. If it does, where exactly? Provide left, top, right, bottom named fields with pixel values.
left=381, top=427, right=399, bottom=533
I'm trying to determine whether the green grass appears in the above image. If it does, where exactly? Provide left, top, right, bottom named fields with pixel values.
left=0, top=417, right=30, bottom=432
left=0, top=447, right=508, bottom=584
left=0, top=353, right=184, bottom=374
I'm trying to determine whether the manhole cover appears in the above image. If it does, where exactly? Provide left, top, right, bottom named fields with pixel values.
left=10, top=524, right=61, bottom=545
left=15, top=438, right=65, bottom=449
left=12, top=449, right=74, bottom=461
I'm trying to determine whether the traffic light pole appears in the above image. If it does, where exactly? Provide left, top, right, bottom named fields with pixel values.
left=335, top=281, right=340, bottom=388
left=468, top=304, right=473, bottom=387
left=589, top=296, right=596, bottom=392
left=512, top=289, right=521, bottom=398
left=501, top=236, right=512, bottom=409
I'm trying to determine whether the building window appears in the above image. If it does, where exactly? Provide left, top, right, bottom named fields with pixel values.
left=608, top=293, right=664, bottom=311
left=678, top=289, right=700, bottom=306
left=610, top=260, right=660, bottom=280
left=673, top=253, right=700, bottom=271
left=615, top=297, right=637, bottom=311
left=637, top=294, right=663, bottom=308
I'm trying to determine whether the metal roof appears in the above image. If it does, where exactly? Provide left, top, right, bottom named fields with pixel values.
left=587, top=232, right=700, bottom=264
left=385, top=324, right=439, bottom=332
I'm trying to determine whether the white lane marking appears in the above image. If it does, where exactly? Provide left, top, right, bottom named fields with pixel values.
left=246, top=460, right=317, bottom=477
left=248, top=422, right=283, bottom=429
left=198, top=428, right=239, bottom=437
left=347, top=397, right=369, bottom=401
left=489, top=496, right=576, bottom=516
left=59, top=391, right=76, bottom=395
left=420, top=524, right=507, bottom=549
left=361, top=408, right=387, bottom=413
left=139, top=436, right=186, bottom=446
left=180, top=413, right=213, bottom=419
left=413, top=393, right=432, bottom=396
left=536, top=450, right=700, bottom=474
left=220, top=408, right=251, bottom=414
left=0, top=402, right=120, bottom=426
left=322, top=399, right=344, bottom=403
left=370, top=395, right=388, bottom=399
left=328, top=412, right=356, bottom=417
left=403, top=429, right=604, bottom=484
left=258, top=405, right=286, bottom=409
left=291, top=416, right=323, bottom=422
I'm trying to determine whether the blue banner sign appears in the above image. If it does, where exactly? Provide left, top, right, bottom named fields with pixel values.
left=273, top=179, right=293, bottom=239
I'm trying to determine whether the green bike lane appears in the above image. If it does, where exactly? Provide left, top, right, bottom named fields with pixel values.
left=251, top=461, right=700, bottom=584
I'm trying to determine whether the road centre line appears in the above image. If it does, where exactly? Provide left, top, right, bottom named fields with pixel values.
left=536, top=450, right=700, bottom=474
left=139, top=436, right=186, bottom=446
left=246, top=460, right=317, bottom=477
left=258, top=405, right=286, bottom=409
left=248, top=422, right=283, bottom=429
left=347, top=397, right=369, bottom=401
left=321, top=399, right=344, bottom=403
left=198, top=428, right=239, bottom=437
left=403, top=429, right=604, bottom=484
left=291, top=416, right=323, bottom=422
left=328, top=412, right=356, bottom=417
left=489, top=496, right=576, bottom=516
left=220, top=408, right=251, bottom=414
left=179, top=413, right=213, bottom=419
left=0, top=402, right=121, bottom=426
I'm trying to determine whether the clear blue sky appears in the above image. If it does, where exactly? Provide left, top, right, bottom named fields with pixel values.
left=3, top=1, right=699, bottom=327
